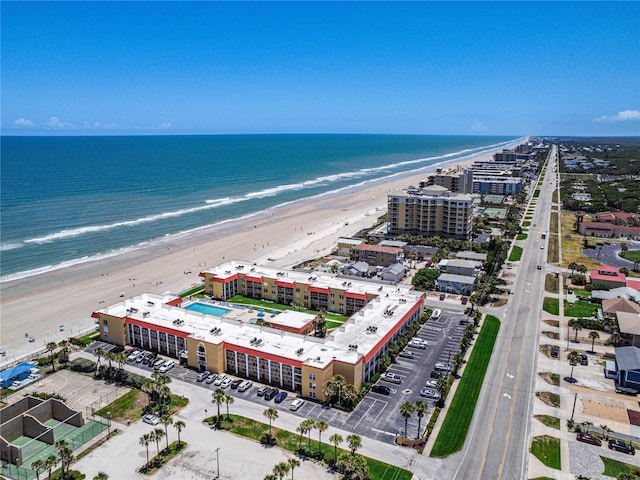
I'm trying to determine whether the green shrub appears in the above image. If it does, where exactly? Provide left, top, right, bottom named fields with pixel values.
left=69, top=358, right=96, bottom=373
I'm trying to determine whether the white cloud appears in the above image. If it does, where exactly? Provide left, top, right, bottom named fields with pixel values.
left=593, top=109, right=640, bottom=123
left=82, top=121, right=120, bottom=129
left=470, top=120, right=487, bottom=132
left=158, top=122, right=172, bottom=129
left=13, top=118, right=35, bottom=127
left=45, top=116, right=73, bottom=129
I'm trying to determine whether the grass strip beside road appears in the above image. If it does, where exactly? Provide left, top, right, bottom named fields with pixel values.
left=600, top=455, right=640, bottom=477
left=509, top=246, right=523, bottom=262
left=543, top=297, right=560, bottom=315
left=530, top=435, right=561, bottom=470
left=430, top=315, right=500, bottom=457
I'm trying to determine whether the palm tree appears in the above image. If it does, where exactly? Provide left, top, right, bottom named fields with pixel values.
left=152, top=428, right=165, bottom=456
left=600, top=424, right=611, bottom=440
left=605, top=331, right=623, bottom=347
left=93, top=347, right=104, bottom=375
left=46, top=342, right=57, bottom=372
left=329, top=433, right=343, bottom=465
left=45, top=454, right=57, bottom=480
left=263, top=475, right=277, bottom=480
left=272, top=461, right=290, bottom=480
left=287, top=458, right=300, bottom=480
left=621, top=242, right=629, bottom=258
left=582, top=421, right=593, bottom=434
left=589, top=331, right=600, bottom=353
left=346, top=434, right=362, bottom=456
left=160, top=414, right=173, bottom=450
left=212, top=388, right=226, bottom=428
left=30, top=458, right=46, bottom=480
left=139, top=433, right=152, bottom=465
left=55, top=440, right=74, bottom=479
left=224, top=393, right=234, bottom=420
left=315, top=420, right=328, bottom=456
left=436, top=376, right=448, bottom=395
left=341, top=384, right=358, bottom=409
left=296, top=420, right=308, bottom=451
left=414, top=401, right=429, bottom=438
left=303, top=418, right=315, bottom=452
left=568, top=351, right=581, bottom=380
left=569, top=318, right=583, bottom=342
left=174, top=420, right=185, bottom=447
left=576, top=264, right=587, bottom=275
left=263, top=407, right=279, bottom=438
left=93, top=472, right=109, bottom=480
left=568, top=262, right=578, bottom=279
left=400, top=401, right=415, bottom=438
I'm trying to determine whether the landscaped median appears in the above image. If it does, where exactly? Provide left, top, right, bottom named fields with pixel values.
left=429, top=315, right=500, bottom=457
left=509, top=246, right=523, bottom=262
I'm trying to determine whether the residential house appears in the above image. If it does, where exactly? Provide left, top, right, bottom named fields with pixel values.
left=379, top=263, right=407, bottom=283
left=617, top=312, right=640, bottom=348
left=351, top=244, right=403, bottom=267
left=614, top=346, right=640, bottom=392
left=435, top=273, right=475, bottom=296
left=438, top=258, right=481, bottom=277
left=590, top=266, right=627, bottom=289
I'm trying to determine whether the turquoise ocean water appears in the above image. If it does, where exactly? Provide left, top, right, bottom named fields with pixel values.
left=1, top=134, right=520, bottom=280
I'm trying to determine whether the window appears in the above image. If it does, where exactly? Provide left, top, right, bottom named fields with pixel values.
left=309, top=391, right=316, bottom=399
left=309, top=383, right=316, bottom=389
left=103, top=319, right=108, bottom=326
left=309, top=373, right=316, bottom=380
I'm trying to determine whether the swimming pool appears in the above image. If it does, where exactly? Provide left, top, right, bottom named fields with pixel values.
left=184, top=303, right=231, bottom=317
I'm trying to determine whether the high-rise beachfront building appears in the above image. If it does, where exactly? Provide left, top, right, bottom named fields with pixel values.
left=386, top=185, right=474, bottom=240
left=420, top=169, right=474, bottom=194
left=93, top=261, right=425, bottom=401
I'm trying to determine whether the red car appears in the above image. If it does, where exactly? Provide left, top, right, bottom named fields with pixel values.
left=576, top=432, right=602, bottom=446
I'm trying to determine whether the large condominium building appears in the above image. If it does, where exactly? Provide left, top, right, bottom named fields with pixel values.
left=387, top=185, right=475, bottom=240
left=93, top=261, right=425, bottom=401
left=420, top=169, right=474, bottom=194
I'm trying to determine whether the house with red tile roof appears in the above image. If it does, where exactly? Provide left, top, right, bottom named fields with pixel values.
left=590, top=265, right=627, bottom=289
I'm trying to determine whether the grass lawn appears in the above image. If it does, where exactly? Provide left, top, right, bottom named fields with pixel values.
left=564, top=301, right=598, bottom=318
left=96, top=390, right=188, bottom=423
left=211, top=414, right=412, bottom=480
left=509, top=246, right=523, bottom=262
left=530, top=435, right=561, bottom=470
left=533, top=190, right=541, bottom=198
left=543, top=297, right=560, bottom=315
left=535, top=392, right=560, bottom=408
left=544, top=274, right=558, bottom=293
left=548, top=232, right=559, bottom=263
left=534, top=415, right=560, bottom=430
left=600, top=455, right=640, bottom=477
left=227, top=295, right=348, bottom=322
left=516, top=233, right=528, bottom=240
left=549, top=212, right=558, bottom=234
left=538, top=372, right=560, bottom=386
left=430, top=315, right=500, bottom=457
left=560, top=213, right=600, bottom=269
left=620, top=249, right=640, bottom=263
left=522, top=221, right=531, bottom=228
left=73, top=331, right=100, bottom=346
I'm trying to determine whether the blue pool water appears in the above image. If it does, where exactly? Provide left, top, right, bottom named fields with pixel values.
left=184, top=303, right=230, bottom=317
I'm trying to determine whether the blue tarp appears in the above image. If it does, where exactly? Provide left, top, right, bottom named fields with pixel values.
left=0, top=362, right=36, bottom=387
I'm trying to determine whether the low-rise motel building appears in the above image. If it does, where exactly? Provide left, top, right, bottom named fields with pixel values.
left=93, top=261, right=425, bottom=401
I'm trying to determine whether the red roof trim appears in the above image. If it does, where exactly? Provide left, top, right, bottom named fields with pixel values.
left=127, top=318, right=190, bottom=338
left=212, top=273, right=239, bottom=283
left=344, top=291, right=367, bottom=300
left=308, top=286, right=329, bottom=294
left=165, top=298, right=182, bottom=307
left=244, top=275, right=263, bottom=283
left=91, top=311, right=99, bottom=319
left=227, top=344, right=303, bottom=368
left=276, top=280, right=295, bottom=288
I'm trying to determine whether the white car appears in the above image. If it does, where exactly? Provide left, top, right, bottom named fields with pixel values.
left=434, top=362, right=451, bottom=372
left=238, top=380, right=253, bottom=392
left=290, top=399, right=305, bottom=411
left=158, top=361, right=175, bottom=373
left=214, top=374, right=227, bottom=386
left=425, top=380, right=438, bottom=389
left=220, top=378, right=232, bottom=389
left=142, top=414, right=160, bottom=425
left=420, top=388, right=441, bottom=400
left=381, top=373, right=402, bottom=384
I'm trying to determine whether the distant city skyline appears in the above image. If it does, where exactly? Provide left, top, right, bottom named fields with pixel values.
left=2, top=1, right=639, bottom=136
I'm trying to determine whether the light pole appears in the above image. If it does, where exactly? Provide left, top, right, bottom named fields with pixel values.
left=107, top=411, right=111, bottom=437
left=204, top=409, right=208, bottom=423
left=215, top=447, right=220, bottom=479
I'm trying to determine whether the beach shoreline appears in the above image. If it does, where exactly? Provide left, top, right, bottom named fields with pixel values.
left=0, top=139, right=524, bottom=365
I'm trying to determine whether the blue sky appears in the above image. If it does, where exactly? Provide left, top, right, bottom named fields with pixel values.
left=2, top=1, right=639, bottom=136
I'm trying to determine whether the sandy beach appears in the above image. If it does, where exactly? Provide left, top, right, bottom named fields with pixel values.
left=0, top=140, right=523, bottom=366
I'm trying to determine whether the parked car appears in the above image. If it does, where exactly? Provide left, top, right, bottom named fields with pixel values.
left=608, top=439, right=635, bottom=455
left=419, top=388, right=441, bottom=400
left=142, top=414, right=160, bottom=425
left=576, top=432, right=602, bottom=446
left=230, top=379, right=243, bottom=389
left=290, top=399, right=305, bottom=411
left=398, top=350, right=415, bottom=359
left=371, top=384, right=391, bottom=395
left=257, top=385, right=270, bottom=396
left=128, top=351, right=141, bottom=362
left=407, top=340, right=427, bottom=350
left=196, top=371, right=209, bottom=382
left=580, top=354, right=588, bottom=366
left=425, top=380, right=438, bottom=389
left=205, top=373, right=217, bottom=384
left=274, top=391, right=288, bottom=403
left=238, top=380, right=253, bottom=392
left=381, top=373, right=402, bottom=384
left=264, top=388, right=279, bottom=400
left=434, top=362, right=451, bottom=372
left=220, top=378, right=232, bottom=389
left=214, top=374, right=227, bottom=386
left=550, top=346, right=559, bottom=358
left=430, top=370, right=446, bottom=379
left=153, top=358, right=165, bottom=369
left=158, top=361, right=174, bottom=373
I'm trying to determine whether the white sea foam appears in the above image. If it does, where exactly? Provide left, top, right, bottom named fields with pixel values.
left=0, top=242, right=24, bottom=251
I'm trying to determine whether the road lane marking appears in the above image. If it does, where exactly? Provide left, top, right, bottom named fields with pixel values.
left=503, top=393, right=511, bottom=399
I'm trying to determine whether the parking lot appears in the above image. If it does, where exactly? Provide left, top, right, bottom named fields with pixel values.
left=118, top=308, right=470, bottom=444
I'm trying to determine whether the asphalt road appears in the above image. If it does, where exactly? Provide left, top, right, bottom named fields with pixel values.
left=445, top=146, right=558, bottom=479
